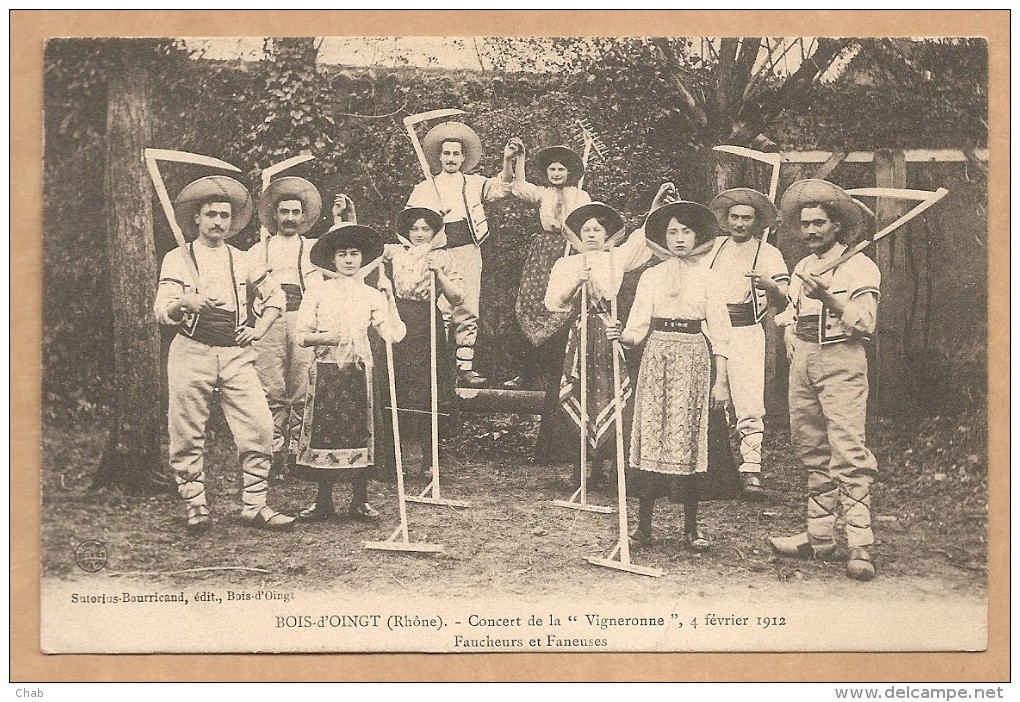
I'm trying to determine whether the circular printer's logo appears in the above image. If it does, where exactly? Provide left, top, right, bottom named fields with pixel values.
left=75, top=540, right=108, bottom=573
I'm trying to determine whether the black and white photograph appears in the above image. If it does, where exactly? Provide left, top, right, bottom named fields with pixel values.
left=31, top=23, right=996, bottom=660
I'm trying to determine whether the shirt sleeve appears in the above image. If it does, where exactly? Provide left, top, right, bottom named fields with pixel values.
left=620, top=266, right=656, bottom=347
left=154, top=249, right=187, bottom=325
left=703, top=268, right=731, bottom=358
left=774, top=260, right=803, bottom=328
left=481, top=174, right=510, bottom=202
left=615, top=225, right=653, bottom=273
left=763, top=245, right=791, bottom=284
left=510, top=179, right=543, bottom=206
left=840, top=256, right=881, bottom=337
left=370, top=289, right=407, bottom=344
left=544, top=257, right=579, bottom=312
left=247, top=251, right=285, bottom=312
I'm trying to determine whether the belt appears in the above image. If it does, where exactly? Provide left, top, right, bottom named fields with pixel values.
left=281, top=283, right=303, bottom=312
left=794, top=315, right=821, bottom=342
left=727, top=302, right=758, bottom=327
left=443, top=220, right=474, bottom=248
left=181, top=307, right=239, bottom=347
left=651, top=318, right=702, bottom=334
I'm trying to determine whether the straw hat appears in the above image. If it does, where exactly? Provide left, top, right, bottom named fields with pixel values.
left=309, top=225, right=384, bottom=272
left=534, top=145, right=584, bottom=187
left=173, top=175, right=253, bottom=239
left=779, top=179, right=866, bottom=242
left=563, top=202, right=626, bottom=250
left=258, top=176, right=322, bottom=236
left=709, top=188, right=779, bottom=231
left=422, top=122, right=483, bottom=173
left=644, top=201, right=719, bottom=252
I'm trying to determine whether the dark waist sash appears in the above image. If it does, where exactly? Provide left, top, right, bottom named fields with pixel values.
left=281, top=283, right=303, bottom=312
left=727, top=302, right=758, bottom=327
left=795, top=314, right=821, bottom=342
left=651, top=317, right=702, bottom=334
left=182, top=307, right=239, bottom=347
left=443, top=219, right=474, bottom=248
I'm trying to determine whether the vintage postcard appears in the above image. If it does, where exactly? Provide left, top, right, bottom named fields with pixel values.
left=16, top=10, right=1007, bottom=681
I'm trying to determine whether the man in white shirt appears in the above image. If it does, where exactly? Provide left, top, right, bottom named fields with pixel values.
left=406, top=122, right=517, bottom=387
left=250, top=177, right=322, bottom=480
left=706, top=188, right=790, bottom=500
left=770, top=179, right=881, bottom=581
left=154, top=176, right=296, bottom=535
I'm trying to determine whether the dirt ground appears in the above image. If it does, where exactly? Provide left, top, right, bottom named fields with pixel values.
left=40, top=405, right=988, bottom=605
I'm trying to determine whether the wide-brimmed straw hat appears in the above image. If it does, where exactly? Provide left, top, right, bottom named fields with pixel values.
left=395, top=206, right=447, bottom=249
left=563, top=202, right=626, bottom=251
left=534, top=145, right=584, bottom=186
left=780, top=179, right=866, bottom=242
left=173, top=175, right=253, bottom=239
left=422, top=122, right=483, bottom=174
left=644, top=201, right=719, bottom=254
left=258, top=176, right=322, bottom=236
left=709, top=188, right=779, bottom=231
left=309, top=224, right=383, bottom=272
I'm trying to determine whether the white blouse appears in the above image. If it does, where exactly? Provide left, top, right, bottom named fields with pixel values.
left=620, top=258, right=731, bottom=357
left=296, top=277, right=406, bottom=364
left=510, top=181, right=590, bottom=233
left=543, top=228, right=656, bottom=312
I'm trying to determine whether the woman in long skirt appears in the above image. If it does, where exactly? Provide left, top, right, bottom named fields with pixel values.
left=293, top=225, right=406, bottom=522
left=383, top=206, right=464, bottom=474
left=607, top=200, right=733, bottom=551
left=543, top=202, right=650, bottom=484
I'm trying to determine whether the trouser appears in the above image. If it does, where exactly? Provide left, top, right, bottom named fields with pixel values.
left=253, top=310, right=313, bottom=454
left=437, top=243, right=482, bottom=373
left=723, top=324, right=766, bottom=474
left=788, top=338, right=877, bottom=548
left=167, top=335, right=275, bottom=519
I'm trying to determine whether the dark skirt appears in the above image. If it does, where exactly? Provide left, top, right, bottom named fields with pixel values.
left=515, top=227, right=574, bottom=347
left=293, top=332, right=395, bottom=484
left=392, top=297, right=455, bottom=413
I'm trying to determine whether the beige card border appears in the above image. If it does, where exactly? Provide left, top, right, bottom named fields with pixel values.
left=12, top=9, right=1009, bottom=681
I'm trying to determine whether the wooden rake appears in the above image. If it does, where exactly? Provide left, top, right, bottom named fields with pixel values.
left=405, top=270, right=470, bottom=509
left=364, top=333, right=443, bottom=554
left=586, top=246, right=661, bottom=577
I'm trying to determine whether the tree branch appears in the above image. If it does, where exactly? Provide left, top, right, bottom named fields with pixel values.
left=651, top=37, right=708, bottom=129
left=728, top=38, right=855, bottom=144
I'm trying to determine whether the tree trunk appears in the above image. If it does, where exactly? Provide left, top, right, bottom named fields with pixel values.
left=93, top=40, right=172, bottom=494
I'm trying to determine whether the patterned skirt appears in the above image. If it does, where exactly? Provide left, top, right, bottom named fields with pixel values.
left=294, top=359, right=374, bottom=479
left=630, top=329, right=710, bottom=476
left=559, top=309, right=632, bottom=452
left=629, top=328, right=740, bottom=502
left=514, top=228, right=573, bottom=347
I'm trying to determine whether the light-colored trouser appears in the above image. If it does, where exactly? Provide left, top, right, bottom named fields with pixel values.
left=724, top=324, right=766, bottom=474
left=789, top=337, right=878, bottom=548
left=253, top=310, right=313, bottom=455
left=437, top=243, right=482, bottom=372
left=167, top=334, right=274, bottom=518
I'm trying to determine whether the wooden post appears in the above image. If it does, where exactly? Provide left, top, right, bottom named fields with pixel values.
left=873, top=149, right=910, bottom=411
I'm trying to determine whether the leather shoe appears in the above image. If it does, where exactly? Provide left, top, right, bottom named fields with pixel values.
left=242, top=507, right=297, bottom=532
left=846, top=547, right=876, bottom=581
left=740, top=473, right=766, bottom=501
left=769, top=532, right=836, bottom=560
left=186, top=517, right=212, bottom=536
left=458, top=370, right=489, bottom=388
left=297, top=502, right=338, bottom=522
left=684, top=530, right=710, bottom=552
left=348, top=502, right=381, bottom=522
left=628, top=529, right=655, bottom=551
